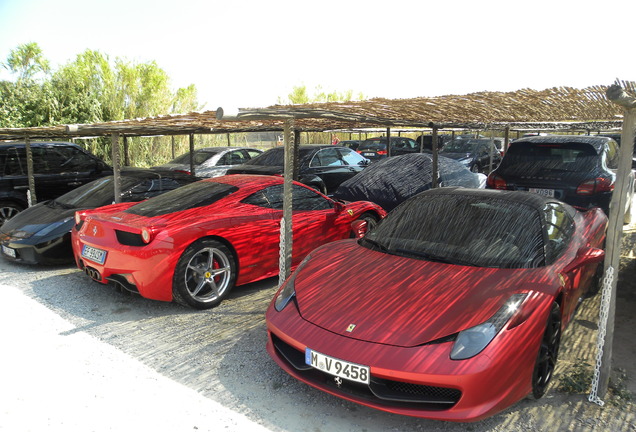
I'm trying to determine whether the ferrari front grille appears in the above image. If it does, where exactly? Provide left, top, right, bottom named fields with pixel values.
left=271, top=333, right=461, bottom=409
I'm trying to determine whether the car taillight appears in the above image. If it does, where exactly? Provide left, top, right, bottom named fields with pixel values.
left=141, top=227, right=154, bottom=244
left=377, top=150, right=388, bottom=155
left=175, top=169, right=191, bottom=175
left=487, top=173, right=507, bottom=190
left=576, top=177, right=614, bottom=195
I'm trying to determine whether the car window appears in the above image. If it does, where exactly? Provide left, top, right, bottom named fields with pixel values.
left=606, top=140, right=619, bottom=169
left=243, top=184, right=332, bottom=211
left=336, top=147, right=367, bottom=166
left=310, top=148, right=345, bottom=167
left=363, top=193, right=545, bottom=269
left=125, top=181, right=238, bottom=216
left=543, top=202, right=574, bottom=263
left=44, top=146, right=97, bottom=173
left=1, top=148, right=25, bottom=175
left=219, top=150, right=247, bottom=166
left=500, top=142, right=598, bottom=174
left=246, top=150, right=262, bottom=158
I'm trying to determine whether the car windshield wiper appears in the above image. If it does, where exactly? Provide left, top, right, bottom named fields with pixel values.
left=395, top=248, right=478, bottom=266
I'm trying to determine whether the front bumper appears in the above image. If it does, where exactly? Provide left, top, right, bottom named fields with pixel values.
left=265, top=300, right=547, bottom=422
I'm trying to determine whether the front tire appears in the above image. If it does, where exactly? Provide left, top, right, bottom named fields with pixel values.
left=351, top=212, right=379, bottom=237
left=531, top=302, right=561, bottom=399
left=172, top=238, right=236, bottom=310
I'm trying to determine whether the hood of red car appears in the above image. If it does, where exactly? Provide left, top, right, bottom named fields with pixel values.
left=294, top=240, right=548, bottom=347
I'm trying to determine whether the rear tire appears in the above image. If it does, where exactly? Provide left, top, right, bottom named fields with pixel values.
left=172, top=238, right=236, bottom=310
left=531, top=302, right=561, bottom=399
left=0, top=201, right=24, bottom=225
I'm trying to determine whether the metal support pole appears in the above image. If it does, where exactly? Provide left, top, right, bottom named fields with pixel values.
left=112, top=133, right=121, bottom=203
left=278, top=119, right=295, bottom=287
left=25, top=136, right=36, bottom=206
left=431, top=126, right=439, bottom=188
left=171, top=136, right=175, bottom=159
left=386, top=127, right=392, bottom=158
left=189, top=133, right=195, bottom=176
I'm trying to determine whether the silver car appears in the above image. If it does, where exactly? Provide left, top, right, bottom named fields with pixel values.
left=156, top=147, right=263, bottom=178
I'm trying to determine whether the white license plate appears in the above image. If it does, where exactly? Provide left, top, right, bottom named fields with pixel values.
left=81, top=244, right=107, bottom=264
left=2, top=245, right=16, bottom=258
left=362, top=152, right=375, bottom=157
left=529, top=188, right=555, bottom=197
left=305, top=348, right=370, bottom=384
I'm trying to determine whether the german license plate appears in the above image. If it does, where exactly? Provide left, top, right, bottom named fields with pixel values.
left=1, top=245, right=16, bottom=258
left=362, top=152, right=375, bottom=157
left=305, top=348, right=370, bottom=384
left=529, top=188, right=555, bottom=197
left=81, top=244, right=107, bottom=264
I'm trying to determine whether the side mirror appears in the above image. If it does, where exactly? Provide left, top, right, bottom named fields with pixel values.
left=351, top=220, right=368, bottom=238
left=563, top=247, right=605, bottom=274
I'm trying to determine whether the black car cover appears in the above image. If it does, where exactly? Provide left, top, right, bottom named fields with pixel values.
left=333, top=153, right=482, bottom=211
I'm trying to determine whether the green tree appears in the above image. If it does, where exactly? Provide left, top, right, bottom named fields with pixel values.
left=278, top=84, right=364, bottom=105
left=1, top=42, right=50, bottom=81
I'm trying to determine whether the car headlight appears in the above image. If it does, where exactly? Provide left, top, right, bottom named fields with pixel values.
left=450, top=293, right=527, bottom=360
left=274, top=253, right=312, bottom=312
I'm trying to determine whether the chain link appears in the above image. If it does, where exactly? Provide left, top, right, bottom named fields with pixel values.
left=588, top=265, right=614, bottom=406
left=277, top=216, right=287, bottom=289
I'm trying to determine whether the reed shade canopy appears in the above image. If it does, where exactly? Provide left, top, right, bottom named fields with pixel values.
left=1, top=82, right=634, bottom=141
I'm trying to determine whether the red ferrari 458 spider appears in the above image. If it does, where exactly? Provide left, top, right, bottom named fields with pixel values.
left=266, top=187, right=607, bottom=421
left=71, top=175, right=385, bottom=309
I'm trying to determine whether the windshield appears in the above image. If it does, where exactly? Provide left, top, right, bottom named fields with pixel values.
left=170, top=150, right=219, bottom=165
left=125, top=181, right=237, bottom=217
left=499, top=142, right=599, bottom=174
left=55, top=176, right=139, bottom=207
left=363, top=193, right=545, bottom=268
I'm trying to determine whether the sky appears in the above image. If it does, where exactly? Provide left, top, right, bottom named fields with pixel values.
left=1, top=0, right=635, bottom=112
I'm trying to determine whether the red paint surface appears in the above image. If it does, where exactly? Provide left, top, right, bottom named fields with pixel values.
left=71, top=175, right=385, bottom=303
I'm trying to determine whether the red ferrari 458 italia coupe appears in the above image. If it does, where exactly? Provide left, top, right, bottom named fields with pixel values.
left=266, top=187, right=607, bottom=421
left=71, top=175, right=385, bottom=309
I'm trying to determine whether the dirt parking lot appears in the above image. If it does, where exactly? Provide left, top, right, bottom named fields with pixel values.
left=0, top=227, right=634, bottom=432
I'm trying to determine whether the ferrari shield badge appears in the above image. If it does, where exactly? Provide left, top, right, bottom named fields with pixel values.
left=346, top=324, right=356, bottom=332
left=347, top=209, right=354, bottom=216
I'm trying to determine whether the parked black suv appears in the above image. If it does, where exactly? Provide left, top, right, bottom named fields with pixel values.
left=0, top=141, right=111, bottom=224
left=487, top=135, right=634, bottom=223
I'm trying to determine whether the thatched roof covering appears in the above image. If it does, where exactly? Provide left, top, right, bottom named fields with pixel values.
left=0, top=81, right=634, bottom=141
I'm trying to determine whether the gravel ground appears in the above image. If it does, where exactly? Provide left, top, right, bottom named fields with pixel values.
left=0, top=230, right=634, bottom=432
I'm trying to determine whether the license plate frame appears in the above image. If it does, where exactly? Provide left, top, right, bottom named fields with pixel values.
left=529, top=187, right=555, bottom=198
left=81, top=244, right=107, bottom=264
left=305, top=348, right=370, bottom=385
left=362, top=152, right=375, bottom=157
left=1, top=245, right=16, bottom=258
